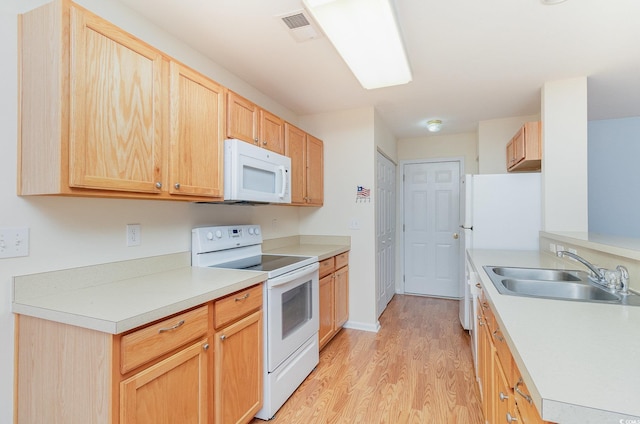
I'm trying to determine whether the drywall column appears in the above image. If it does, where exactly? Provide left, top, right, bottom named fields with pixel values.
left=541, top=77, right=588, bottom=232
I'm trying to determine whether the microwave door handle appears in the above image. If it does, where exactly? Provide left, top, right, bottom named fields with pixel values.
left=278, top=166, right=287, bottom=198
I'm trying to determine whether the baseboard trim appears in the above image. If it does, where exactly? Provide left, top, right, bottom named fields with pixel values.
left=342, top=320, right=381, bottom=333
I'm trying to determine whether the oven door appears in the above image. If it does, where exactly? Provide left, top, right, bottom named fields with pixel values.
left=266, top=262, right=319, bottom=372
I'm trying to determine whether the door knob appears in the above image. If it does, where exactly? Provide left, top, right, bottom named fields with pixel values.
left=453, top=233, right=459, bottom=239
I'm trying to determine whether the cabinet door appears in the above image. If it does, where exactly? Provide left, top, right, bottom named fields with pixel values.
left=285, top=123, right=307, bottom=204
left=512, top=127, right=526, bottom=165
left=227, top=91, right=258, bottom=145
left=334, top=266, right=349, bottom=329
left=169, top=62, right=225, bottom=197
left=120, top=340, right=209, bottom=424
left=305, top=134, right=324, bottom=206
left=319, top=273, right=334, bottom=348
left=214, top=310, right=263, bottom=424
left=260, top=110, right=285, bottom=154
left=69, top=6, right=163, bottom=193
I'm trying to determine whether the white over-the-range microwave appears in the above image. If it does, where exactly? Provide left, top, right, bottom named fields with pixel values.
left=223, top=138, right=292, bottom=204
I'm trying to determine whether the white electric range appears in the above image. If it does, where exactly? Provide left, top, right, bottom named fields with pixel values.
left=191, top=225, right=319, bottom=420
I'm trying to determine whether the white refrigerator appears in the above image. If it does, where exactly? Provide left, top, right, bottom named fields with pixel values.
left=458, top=173, right=541, bottom=330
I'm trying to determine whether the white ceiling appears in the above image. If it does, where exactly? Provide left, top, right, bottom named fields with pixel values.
left=117, top=0, right=640, bottom=138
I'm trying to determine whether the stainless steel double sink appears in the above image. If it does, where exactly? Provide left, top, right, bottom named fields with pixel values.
left=483, top=266, right=640, bottom=306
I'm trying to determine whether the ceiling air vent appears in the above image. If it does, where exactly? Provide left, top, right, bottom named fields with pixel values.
left=278, top=10, right=322, bottom=42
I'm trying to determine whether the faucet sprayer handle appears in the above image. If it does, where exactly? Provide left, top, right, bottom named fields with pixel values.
left=616, top=265, right=630, bottom=294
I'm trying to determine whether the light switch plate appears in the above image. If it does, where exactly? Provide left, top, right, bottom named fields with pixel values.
left=0, top=227, right=29, bottom=259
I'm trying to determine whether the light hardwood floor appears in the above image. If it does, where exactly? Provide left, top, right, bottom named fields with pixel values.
left=251, top=294, right=484, bottom=424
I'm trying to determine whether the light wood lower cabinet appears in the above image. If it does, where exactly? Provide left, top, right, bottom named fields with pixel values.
left=120, top=339, right=210, bottom=424
left=318, top=251, right=349, bottom=349
left=476, top=286, right=552, bottom=424
left=213, top=284, right=263, bottom=424
left=15, top=284, right=263, bottom=424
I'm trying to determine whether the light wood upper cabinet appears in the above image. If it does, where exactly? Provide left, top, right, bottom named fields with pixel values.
left=227, top=91, right=259, bottom=145
left=285, top=123, right=324, bottom=206
left=260, top=109, right=285, bottom=154
left=168, top=62, right=225, bottom=197
left=306, top=134, right=324, bottom=206
left=507, top=121, right=542, bottom=172
left=68, top=6, right=163, bottom=193
left=19, top=0, right=225, bottom=201
left=227, top=91, right=285, bottom=154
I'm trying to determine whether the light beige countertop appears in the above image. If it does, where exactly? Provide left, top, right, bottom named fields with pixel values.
left=467, top=249, right=640, bottom=423
left=12, top=238, right=350, bottom=335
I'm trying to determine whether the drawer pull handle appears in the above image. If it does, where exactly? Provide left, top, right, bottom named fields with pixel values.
left=499, top=392, right=509, bottom=401
left=203, top=343, right=210, bottom=351
left=493, top=329, right=505, bottom=342
left=158, top=320, right=185, bottom=333
left=506, top=412, right=518, bottom=423
left=475, top=283, right=481, bottom=288
left=515, top=378, right=533, bottom=404
left=235, top=293, right=250, bottom=302
left=220, top=334, right=227, bottom=341
left=478, top=316, right=484, bottom=326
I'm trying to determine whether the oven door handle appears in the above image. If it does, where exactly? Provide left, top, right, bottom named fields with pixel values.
left=268, top=262, right=319, bottom=287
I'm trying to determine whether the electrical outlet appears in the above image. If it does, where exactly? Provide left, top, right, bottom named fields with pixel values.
left=549, top=243, right=556, bottom=253
left=126, top=224, right=141, bottom=247
left=556, top=245, right=565, bottom=253
left=349, top=218, right=360, bottom=230
left=0, top=227, right=29, bottom=259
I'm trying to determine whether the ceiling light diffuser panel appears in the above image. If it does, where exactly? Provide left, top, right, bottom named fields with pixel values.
left=303, top=0, right=412, bottom=89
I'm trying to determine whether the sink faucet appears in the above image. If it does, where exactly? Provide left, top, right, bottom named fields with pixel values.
left=557, top=251, right=631, bottom=294
left=556, top=251, right=605, bottom=282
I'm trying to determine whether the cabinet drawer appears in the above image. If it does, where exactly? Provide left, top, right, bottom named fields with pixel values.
left=214, top=284, right=263, bottom=329
left=514, top=375, right=548, bottom=423
left=319, top=257, right=335, bottom=278
left=121, top=305, right=209, bottom=374
left=334, top=251, right=349, bottom=269
left=493, top=324, right=514, bottom=386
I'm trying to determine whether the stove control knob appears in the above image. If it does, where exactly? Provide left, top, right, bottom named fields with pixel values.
left=206, top=232, right=214, bottom=241
left=215, top=230, right=223, bottom=239
left=248, top=227, right=255, bottom=235
left=254, top=227, right=261, bottom=235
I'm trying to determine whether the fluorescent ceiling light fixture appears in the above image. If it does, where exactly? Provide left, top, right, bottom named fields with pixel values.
left=426, top=120, right=442, bottom=132
left=540, top=0, right=568, bottom=4
left=303, top=0, right=412, bottom=89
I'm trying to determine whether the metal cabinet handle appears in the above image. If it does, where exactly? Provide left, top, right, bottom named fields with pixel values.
left=174, top=183, right=180, bottom=189
left=499, top=392, right=509, bottom=401
left=155, top=182, right=162, bottom=189
left=235, top=293, right=250, bottom=302
left=514, top=378, right=533, bottom=404
left=493, top=329, right=505, bottom=342
left=475, top=283, right=481, bottom=288
left=203, top=343, right=209, bottom=351
left=262, top=141, right=267, bottom=145
left=477, top=316, right=484, bottom=326
left=453, top=233, right=459, bottom=239
left=158, top=320, right=185, bottom=333
left=220, top=334, right=227, bottom=341
left=506, top=412, right=518, bottom=423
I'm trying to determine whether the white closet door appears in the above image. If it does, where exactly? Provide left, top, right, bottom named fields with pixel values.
left=376, top=152, right=396, bottom=318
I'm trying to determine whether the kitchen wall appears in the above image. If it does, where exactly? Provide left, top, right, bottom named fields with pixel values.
left=397, top=131, right=479, bottom=175
left=1, top=2, right=307, bottom=423
left=477, top=114, right=540, bottom=174
left=588, top=116, right=640, bottom=237
left=300, top=107, right=380, bottom=331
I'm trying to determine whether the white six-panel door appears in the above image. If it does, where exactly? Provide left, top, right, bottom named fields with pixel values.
left=403, top=161, right=460, bottom=298
left=376, top=152, right=396, bottom=318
